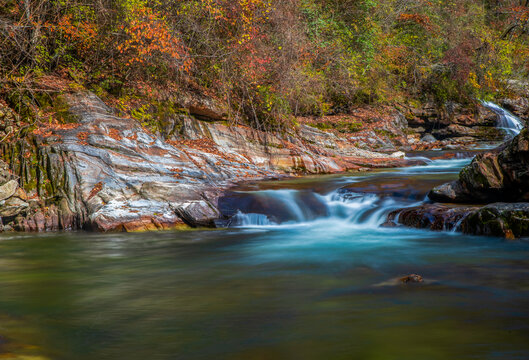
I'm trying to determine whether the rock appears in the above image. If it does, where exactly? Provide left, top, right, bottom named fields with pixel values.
left=0, top=197, right=29, bottom=217
left=461, top=203, right=529, bottom=239
left=0, top=180, right=18, bottom=201
left=400, top=274, right=423, bottom=284
left=411, top=126, right=426, bottom=133
left=181, top=93, right=228, bottom=121
left=420, top=134, right=437, bottom=143
left=388, top=202, right=529, bottom=239
left=387, top=204, right=474, bottom=231
left=390, top=151, right=405, bottom=158
left=500, top=97, right=529, bottom=120
left=174, top=200, right=220, bottom=227
left=433, top=124, right=477, bottom=139
left=392, top=112, right=408, bottom=130
left=429, top=128, right=529, bottom=203
left=13, top=187, right=27, bottom=201
left=428, top=180, right=471, bottom=203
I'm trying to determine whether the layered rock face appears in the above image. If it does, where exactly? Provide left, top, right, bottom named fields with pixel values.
left=0, top=92, right=409, bottom=232
left=429, top=128, right=529, bottom=203
left=405, top=101, right=504, bottom=143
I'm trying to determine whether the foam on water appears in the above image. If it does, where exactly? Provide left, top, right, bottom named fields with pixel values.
left=231, top=187, right=423, bottom=230
left=398, top=157, right=472, bottom=174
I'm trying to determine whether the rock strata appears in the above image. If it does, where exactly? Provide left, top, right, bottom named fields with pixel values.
left=0, top=92, right=412, bottom=232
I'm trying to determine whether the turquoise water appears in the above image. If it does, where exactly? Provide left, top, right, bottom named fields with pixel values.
left=0, top=155, right=528, bottom=359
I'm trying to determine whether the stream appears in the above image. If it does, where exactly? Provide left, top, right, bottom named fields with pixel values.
left=0, top=148, right=529, bottom=359
left=0, top=103, right=527, bottom=359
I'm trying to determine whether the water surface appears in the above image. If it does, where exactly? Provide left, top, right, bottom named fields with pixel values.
left=1, top=154, right=529, bottom=360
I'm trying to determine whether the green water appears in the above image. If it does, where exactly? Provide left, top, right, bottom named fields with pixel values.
left=0, top=158, right=528, bottom=359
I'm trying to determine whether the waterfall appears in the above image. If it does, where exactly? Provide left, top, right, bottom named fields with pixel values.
left=226, top=189, right=418, bottom=228
left=220, top=157, right=471, bottom=230
left=229, top=211, right=275, bottom=226
left=481, top=101, right=524, bottom=136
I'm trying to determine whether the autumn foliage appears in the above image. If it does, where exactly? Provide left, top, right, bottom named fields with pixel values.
left=0, top=0, right=528, bottom=130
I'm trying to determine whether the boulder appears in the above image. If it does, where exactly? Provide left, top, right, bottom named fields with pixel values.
left=461, top=203, right=529, bottom=239
left=388, top=202, right=529, bottom=239
left=420, top=134, right=437, bottom=143
left=429, top=128, right=529, bottom=203
left=0, top=180, right=18, bottom=201
left=0, top=197, right=29, bottom=217
left=386, top=204, right=475, bottom=231
left=175, top=200, right=220, bottom=227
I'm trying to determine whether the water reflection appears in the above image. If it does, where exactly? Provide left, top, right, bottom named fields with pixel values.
left=0, top=153, right=528, bottom=359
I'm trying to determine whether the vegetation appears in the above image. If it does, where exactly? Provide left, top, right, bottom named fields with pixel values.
left=1, top=0, right=528, bottom=131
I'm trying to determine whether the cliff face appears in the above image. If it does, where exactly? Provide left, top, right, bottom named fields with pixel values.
left=0, top=92, right=409, bottom=232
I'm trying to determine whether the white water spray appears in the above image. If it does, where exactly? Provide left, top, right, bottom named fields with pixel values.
left=481, top=101, right=524, bottom=136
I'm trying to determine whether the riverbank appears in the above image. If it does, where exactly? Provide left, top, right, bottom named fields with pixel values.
left=0, top=90, right=526, bottom=233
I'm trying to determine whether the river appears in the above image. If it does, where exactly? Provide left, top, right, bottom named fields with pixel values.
left=0, top=149, right=528, bottom=359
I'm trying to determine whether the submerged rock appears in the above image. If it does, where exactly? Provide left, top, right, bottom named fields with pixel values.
left=400, top=274, right=423, bottom=284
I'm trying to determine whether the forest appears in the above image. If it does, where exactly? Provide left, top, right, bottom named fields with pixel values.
left=1, top=0, right=528, bottom=132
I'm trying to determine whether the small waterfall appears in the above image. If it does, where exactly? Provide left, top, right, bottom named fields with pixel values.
left=219, top=156, right=478, bottom=234
left=229, top=211, right=275, bottom=226
left=224, top=188, right=417, bottom=229
left=257, top=190, right=306, bottom=221
left=481, top=101, right=524, bottom=136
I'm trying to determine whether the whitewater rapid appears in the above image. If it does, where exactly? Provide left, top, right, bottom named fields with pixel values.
left=226, top=157, right=471, bottom=230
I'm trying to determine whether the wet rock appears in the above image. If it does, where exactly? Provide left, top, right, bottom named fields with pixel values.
left=387, top=204, right=474, bottom=231
left=218, top=190, right=329, bottom=224
left=0, top=180, right=18, bottom=201
left=175, top=200, right=220, bottom=227
left=500, top=97, right=529, bottom=121
left=461, top=203, right=529, bottom=239
left=389, top=202, right=529, bottom=239
left=429, top=128, right=529, bottom=203
left=400, top=274, right=423, bottom=284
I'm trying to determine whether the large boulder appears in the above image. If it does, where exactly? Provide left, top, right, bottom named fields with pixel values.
left=429, top=128, right=529, bottom=203
left=461, top=203, right=529, bottom=239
